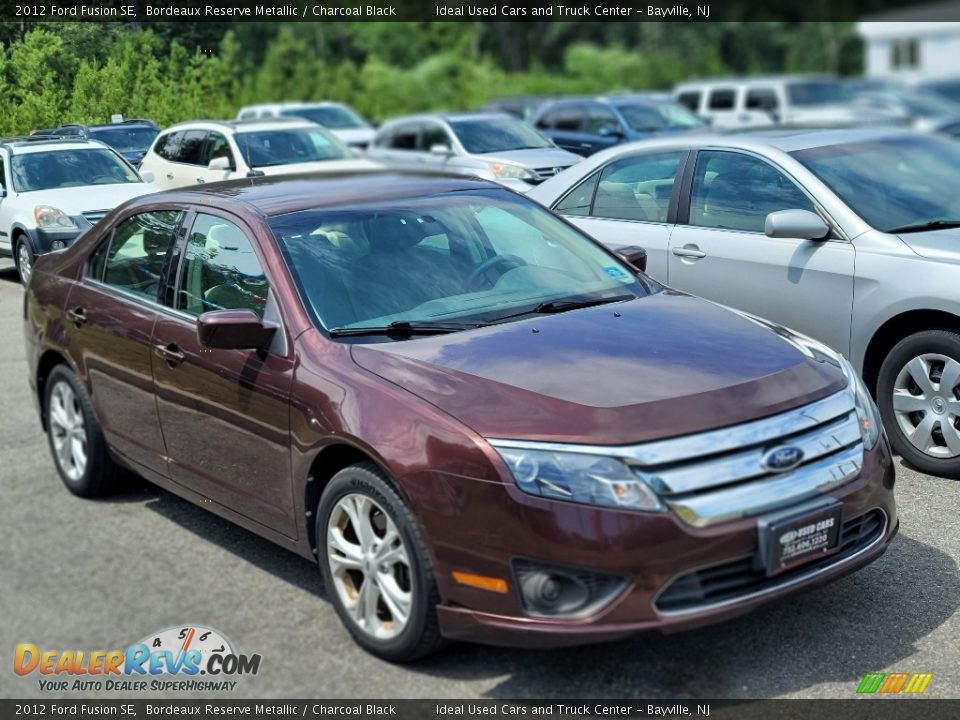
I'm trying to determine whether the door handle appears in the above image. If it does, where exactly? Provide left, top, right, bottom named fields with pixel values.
left=154, top=343, right=186, bottom=367
left=165, top=173, right=174, bottom=180
left=66, top=307, right=87, bottom=326
left=672, top=247, right=707, bottom=259
left=195, top=178, right=206, bottom=184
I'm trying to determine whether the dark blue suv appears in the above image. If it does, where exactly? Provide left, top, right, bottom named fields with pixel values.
left=533, top=95, right=706, bottom=156
left=51, top=120, right=160, bottom=167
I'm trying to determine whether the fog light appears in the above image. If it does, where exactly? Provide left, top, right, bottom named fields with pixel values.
left=513, top=559, right=628, bottom=618
left=50, top=240, right=66, bottom=250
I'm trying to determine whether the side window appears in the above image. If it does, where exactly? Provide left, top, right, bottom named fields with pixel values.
left=173, top=130, right=207, bottom=165
left=389, top=123, right=419, bottom=150
left=420, top=123, right=451, bottom=151
left=676, top=91, right=701, bottom=112
left=154, top=131, right=183, bottom=161
left=708, top=89, right=737, bottom=111
left=94, top=211, right=183, bottom=300
left=554, top=171, right=600, bottom=216
left=689, top=151, right=814, bottom=233
left=552, top=107, right=584, bottom=132
left=746, top=89, right=779, bottom=111
left=0, top=154, right=6, bottom=192
left=592, top=151, right=684, bottom=223
left=177, top=214, right=269, bottom=318
left=583, top=105, right=620, bottom=135
left=203, top=132, right=235, bottom=168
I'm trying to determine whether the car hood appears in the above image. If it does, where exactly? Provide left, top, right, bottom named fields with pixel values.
left=896, top=227, right=960, bottom=263
left=255, top=158, right=382, bottom=176
left=331, top=128, right=376, bottom=147
left=351, top=291, right=846, bottom=444
left=20, top=183, right=154, bottom=214
left=477, top=147, right=581, bottom=172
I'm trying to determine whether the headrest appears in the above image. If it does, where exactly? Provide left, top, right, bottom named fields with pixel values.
left=364, top=215, right=431, bottom=253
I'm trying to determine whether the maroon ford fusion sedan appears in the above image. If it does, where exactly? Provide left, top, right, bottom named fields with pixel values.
left=24, top=172, right=897, bottom=661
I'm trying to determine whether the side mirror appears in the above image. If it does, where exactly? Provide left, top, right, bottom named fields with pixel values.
left=139, top=170, right=155, bottom=184
left=429, top=143, right=453, bottom=156
left=614, top=245, right=648, bottom=273
left=208, top=156, right=233, bottom=171
left=765, top=209, right=830, bottom=241
left=197, top=309, right=276, bottom=350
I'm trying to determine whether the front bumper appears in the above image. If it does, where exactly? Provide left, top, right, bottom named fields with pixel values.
left=402, top=438, right=897, bottom=648
left=33, top=226, right=84, bottom=254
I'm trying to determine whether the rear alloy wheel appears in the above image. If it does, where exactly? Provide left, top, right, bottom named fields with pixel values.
left=16, top=237, right=34, bottom=286
left=317, top=463, right=444, bottom=661
left=45, top=365, right=118, bottom=496
left=878, top=330, right=960, bottom=479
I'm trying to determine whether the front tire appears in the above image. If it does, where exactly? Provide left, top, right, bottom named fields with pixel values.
left=16, top=236, right=34, bottom=286
left=317, top=463, right=445, bottom=662
left=45, top=365, right=118, bottom=496
left=877, top=329, right=960, bottom=479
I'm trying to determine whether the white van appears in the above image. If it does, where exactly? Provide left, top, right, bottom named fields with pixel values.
left=236, top=102, right=375, bottom=148
left=673, top=75, right=892, bottom=129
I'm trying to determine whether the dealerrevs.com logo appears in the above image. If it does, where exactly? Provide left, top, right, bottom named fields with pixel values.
left=14, top=625, right=261, bottom=693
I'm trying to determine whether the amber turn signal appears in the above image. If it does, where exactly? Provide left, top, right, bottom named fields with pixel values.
left=452, top=571, right=509, bottom=594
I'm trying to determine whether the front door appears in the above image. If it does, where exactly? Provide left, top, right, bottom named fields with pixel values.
left=151, top=211, right=296, bottom=537
left=667, top=149, right=855, bottom=355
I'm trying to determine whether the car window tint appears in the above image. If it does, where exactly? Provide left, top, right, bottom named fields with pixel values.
left=96, top=211, right=183, bottom=300
left=154, top=131, right=183, bottom=161
left=592, top=151, right=683, bottom=223
left=554, top=171, right=600, bottom=216
left=677, top=91, right=701, bottom=111
left=420, top=123, right=450, bottom=151
left=689, top=151, right=813, bottom=233
left=583, top=105, right=620, bottom=135
left=552, top=107, right=584, bottom=132
left=172, top=130, right=207, bottom=165
left=389, top=124, right=419, bottom=150
left=0, top=155, right=6, bottom=192
left=708, top=89, right=736, bottom=110
left=746, top=89, right=779, bottom=110
left=203, top=131, right=234, bottom=167
left=178, top=214, right=269, bottom=318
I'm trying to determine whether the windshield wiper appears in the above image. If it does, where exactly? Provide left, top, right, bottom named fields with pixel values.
left=329, top=320, right=481, bottom=338
left=487, top=295, right=635, bottom=324
left=885, top=219, right=960, bottom=233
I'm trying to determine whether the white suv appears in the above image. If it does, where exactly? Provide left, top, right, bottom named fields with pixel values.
left=139, top=118, right=380, bottom=191
left=236, top=102, right=376, bottom=148
left=0, top=137, right=155, bottom=285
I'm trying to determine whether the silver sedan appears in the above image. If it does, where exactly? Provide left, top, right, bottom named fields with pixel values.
left=529, top=128, right=960, bottom=479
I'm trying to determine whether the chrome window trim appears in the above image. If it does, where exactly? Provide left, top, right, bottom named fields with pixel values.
left=652, top=509, right=889, bottom=617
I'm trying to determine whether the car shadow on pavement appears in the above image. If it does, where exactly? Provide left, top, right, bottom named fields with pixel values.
left=0, top=264, right=19, bottom=284
left=413, top=534, right=958, bottom=699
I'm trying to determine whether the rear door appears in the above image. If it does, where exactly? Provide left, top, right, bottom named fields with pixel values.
left=152, top=210, right=296, bottom=537
left=66, top=208, right=186, bottom=477
left=377, top=121, right=423, bottom=171
left=703, top=87, right=741, bottom=128
left=551, top=149, right=687, bottom=282
left=536, top=104, right=587, bottom=154
left=667, top=149, right=854, bottom=354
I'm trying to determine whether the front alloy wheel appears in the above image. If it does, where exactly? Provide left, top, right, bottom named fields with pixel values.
left=16, top=238, right=34, bottom=286
left=878, top=330, right=960, bottom=479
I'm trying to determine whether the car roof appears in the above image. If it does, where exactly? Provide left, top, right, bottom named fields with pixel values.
left=380, top=111, right=514, bottom=125
left=161, top=117, right=319, bottom=133
left=240, top=101, right=349, bottom=110
left=152, top=171, right=502, bottom=217
left=0, top=136, right=108, bottom=153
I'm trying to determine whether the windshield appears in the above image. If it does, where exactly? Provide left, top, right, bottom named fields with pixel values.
left=787, top=80, right=851, bottom=107
left=11, top=148, right=142, bottom=192
left=616, top=102, right=705, bottom=131
left=89, top=126, right=159, bottom=154
left=279, top=105, right=368, bottom=129
left=269, top=189, right=651, bottom=335
left=234, top=127, right=352, bottom=167
left=448, top=118, right=554, bottom=153
left=898, top=91, right=960, bottom=118
left=791, top=135, right=960, bottom=232
left=921, top=79, right=960, bottom=104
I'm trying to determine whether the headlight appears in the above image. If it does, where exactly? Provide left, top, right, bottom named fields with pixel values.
left=490, top=442, right=664, bottom=511
left=839, top=355, right=882, bottom=449
left=488, top=162, right=536, bottom=181
left=34, top=206, right=77, bottom=230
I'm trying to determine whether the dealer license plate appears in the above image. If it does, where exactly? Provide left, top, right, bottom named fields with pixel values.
left=760, top=503, right=843, bottom=576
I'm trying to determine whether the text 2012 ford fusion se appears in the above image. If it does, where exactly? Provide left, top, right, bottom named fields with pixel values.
left=24, top=172, right=897, bottom=661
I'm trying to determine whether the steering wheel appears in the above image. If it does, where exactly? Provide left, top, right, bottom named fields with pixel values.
left=466, top=254, right=527, bottom=289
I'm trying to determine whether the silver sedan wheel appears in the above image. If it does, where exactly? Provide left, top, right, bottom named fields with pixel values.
left=892, top=353, right=960, bottom=458
left=48, top=380, right=88, bottom=482
left=17, top=241, right=33, bottom=286
left=326, top=493, right=412, bottom=640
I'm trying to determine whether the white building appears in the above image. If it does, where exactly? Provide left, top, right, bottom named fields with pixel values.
left=857, top=2, right=960, bottom=79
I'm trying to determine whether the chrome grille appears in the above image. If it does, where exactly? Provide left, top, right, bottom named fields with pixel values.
left=655, top=509, right=886, bottom=613
left=633, top=390, right=863, bottom=527
left=534, top=166, right=569, bottom=178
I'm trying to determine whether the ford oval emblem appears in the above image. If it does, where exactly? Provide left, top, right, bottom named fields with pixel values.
left=761, top=445, right=805, bottom=473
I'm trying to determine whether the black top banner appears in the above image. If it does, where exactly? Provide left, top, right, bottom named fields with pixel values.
left=3, top=0, right=960, bottom=23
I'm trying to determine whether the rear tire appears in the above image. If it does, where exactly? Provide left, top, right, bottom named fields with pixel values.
left=317, top=462, right=445, bottom=662
left=877, top=329, right=960, bottom=479
left=45, top=365, right=118, bottom=496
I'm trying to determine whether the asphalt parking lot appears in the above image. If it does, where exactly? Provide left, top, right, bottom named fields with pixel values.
left=0, top=257, right=958, bottom=701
